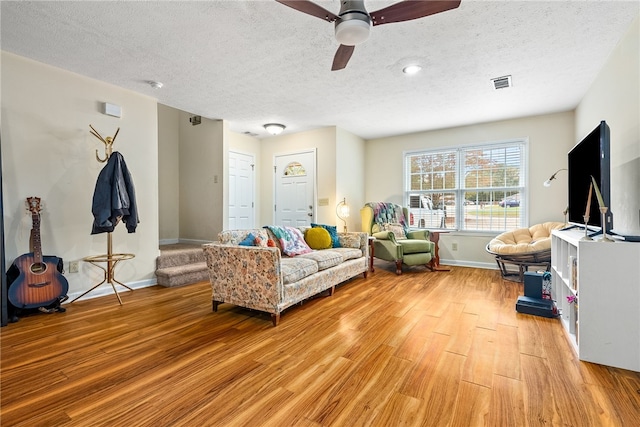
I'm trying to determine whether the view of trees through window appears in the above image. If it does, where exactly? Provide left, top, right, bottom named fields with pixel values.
left=405, top=141, right=526, bottom=231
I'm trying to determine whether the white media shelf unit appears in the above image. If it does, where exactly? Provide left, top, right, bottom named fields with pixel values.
left=551, top=229, right=640, bottom=372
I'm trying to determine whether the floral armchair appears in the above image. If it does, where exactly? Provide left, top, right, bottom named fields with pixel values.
left=361, top=202, right=435, bottom=275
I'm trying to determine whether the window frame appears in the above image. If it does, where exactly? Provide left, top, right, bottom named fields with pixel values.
left=403, top=138, right=529, bottom=232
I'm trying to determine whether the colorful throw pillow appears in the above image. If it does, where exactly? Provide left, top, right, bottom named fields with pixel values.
left=311, top=223, right=341, bottom=248
left=283, top=227, right=313, bottom=255
left=264, top=226, right=313, bottom=256
left=238, top=232, right=258, bottom=246
left=382, top=223, right=407, bottom=240
left=305, top=227, right=332, bottom=250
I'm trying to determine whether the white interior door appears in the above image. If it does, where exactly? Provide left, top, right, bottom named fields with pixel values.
left=229, top=151, right=254, bottom=229
left=274, top=150, right=316, bottom=226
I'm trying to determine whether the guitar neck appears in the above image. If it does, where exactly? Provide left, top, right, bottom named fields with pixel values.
left=31, top=211, right=43, bottom=264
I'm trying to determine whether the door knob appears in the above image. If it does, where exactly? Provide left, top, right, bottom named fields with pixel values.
left=308, top=213, right=313, bottom=217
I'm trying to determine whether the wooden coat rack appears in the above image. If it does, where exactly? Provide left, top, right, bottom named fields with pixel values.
left=70, top=125, right=134, bottom=305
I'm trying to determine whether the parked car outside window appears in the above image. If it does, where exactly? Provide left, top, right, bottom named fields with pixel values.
left=499, top=197, right=520, bottom=208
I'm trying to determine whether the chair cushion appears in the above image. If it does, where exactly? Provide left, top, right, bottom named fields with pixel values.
left=399, top=239, right=432, bottom=254
left=488, top=222, right=565, bottom=255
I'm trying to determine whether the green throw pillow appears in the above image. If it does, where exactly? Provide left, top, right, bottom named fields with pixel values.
left=305, top=227, right=332, bottom=250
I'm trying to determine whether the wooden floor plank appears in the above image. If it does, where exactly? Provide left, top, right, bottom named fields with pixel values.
left=449, top=380, right=491, bottom=427
left=1, top=266, right=639, bottom=426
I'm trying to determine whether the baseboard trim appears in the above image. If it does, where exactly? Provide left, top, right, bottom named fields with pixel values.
left=439, top=259, right=498, bottom=270
left=178, top=238, right=214, bottom=245
left=160, top=238, right=179, bottom=245
left=63, top=278, right=157, bottom=304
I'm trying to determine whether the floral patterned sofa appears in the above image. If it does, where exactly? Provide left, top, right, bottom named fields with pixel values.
left=202, top=227, right=369, bottom=326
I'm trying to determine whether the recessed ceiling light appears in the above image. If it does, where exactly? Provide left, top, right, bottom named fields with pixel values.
left=402, top=65, right=422, bottom=75
left=148, top=81, right=163, bottom=89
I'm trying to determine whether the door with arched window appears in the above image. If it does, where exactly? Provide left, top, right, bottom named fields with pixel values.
left=274, top=150, right=316, bottom=226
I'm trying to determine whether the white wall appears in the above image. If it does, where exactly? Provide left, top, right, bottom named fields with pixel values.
left=1, top=52, right=160, bottom=299
left=336, top=128, right=366, bottom=233
left=576, top=14, right=639, bottom=237
left=259, top=127, right=337, bottom=226
left=178, top=114, right=224, bottom=242
left=158, top=104, right=180, bottom=243
left=365, top=111, right=575, bottom=267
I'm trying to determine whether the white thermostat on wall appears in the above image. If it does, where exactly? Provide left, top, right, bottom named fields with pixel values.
left=102, top=102, right=122, bottom=118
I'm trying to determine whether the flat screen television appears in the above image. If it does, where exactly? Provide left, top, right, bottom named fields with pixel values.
left=567, top=120, right=612, bottom=229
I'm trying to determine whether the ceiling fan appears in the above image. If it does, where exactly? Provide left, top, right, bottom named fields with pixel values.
left=276, top=0, right=462, bottom=70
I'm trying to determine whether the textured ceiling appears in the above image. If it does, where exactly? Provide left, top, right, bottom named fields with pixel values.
left=1, top=1, right=638, bottom=139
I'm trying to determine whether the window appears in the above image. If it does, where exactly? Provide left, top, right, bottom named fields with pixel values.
left=405, top=139, right=527, bottom=231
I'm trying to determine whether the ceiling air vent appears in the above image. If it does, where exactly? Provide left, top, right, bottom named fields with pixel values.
left=491, top=75, right=512, bottom=90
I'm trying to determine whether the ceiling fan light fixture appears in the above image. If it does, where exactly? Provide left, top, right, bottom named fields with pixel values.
left=335, top=17, right=370, bottom=45
left=264, top=123, right=286, bottom=135
left=402, top=65, right=422, bottom=75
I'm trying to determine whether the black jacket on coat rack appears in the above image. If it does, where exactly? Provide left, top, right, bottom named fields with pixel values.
left=91, top=151, right=139, bottom=234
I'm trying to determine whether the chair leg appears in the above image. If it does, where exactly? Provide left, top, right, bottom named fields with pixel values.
left=271, top=313, right=280, bottom=327
left=426, top=258, right=435, bottom=271
left=395, top=260, right=403, bottom=275
left=212, top=300, right=221, bottom=312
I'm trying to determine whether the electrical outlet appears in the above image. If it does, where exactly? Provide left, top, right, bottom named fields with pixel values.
left=69, top=261, right=79, bottom=273
left=451, top=242, right=458, bottom=251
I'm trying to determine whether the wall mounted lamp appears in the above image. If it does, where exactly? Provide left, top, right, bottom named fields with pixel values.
left=336, top=197, right=350, bottom=232
left=543, top=168, right=567, bottom=187
left=264, top=123, right=286, bottom=135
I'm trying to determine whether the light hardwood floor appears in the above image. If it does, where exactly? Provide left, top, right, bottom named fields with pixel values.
left=1, top=263, right=639, bottom=426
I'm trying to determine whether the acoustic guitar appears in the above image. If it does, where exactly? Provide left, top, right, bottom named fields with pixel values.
left=8, top=197, right=69, bottom=309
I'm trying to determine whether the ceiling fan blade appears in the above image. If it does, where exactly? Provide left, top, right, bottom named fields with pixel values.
left=332, top=45, right=355, bottom=71
left=370, top=0, right=461, bottom=26
left=275, top=0, right=338, bottom=22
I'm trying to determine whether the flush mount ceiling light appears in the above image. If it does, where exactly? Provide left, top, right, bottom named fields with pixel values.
left=264, top=123, right=286, bottom=135
left=148, top=80, right=163, bottom=89
left=402, top=65, right=422, bottom=75
left=335, top=14, right=371, bottom=46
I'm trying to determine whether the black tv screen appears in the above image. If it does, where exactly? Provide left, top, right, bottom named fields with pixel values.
left=567, top=121, right=612, bottom=229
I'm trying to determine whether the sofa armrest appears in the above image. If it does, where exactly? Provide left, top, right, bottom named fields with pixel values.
left=337, top=231, right=369, bottom=258
left=202, top=243, right=283, bottom=313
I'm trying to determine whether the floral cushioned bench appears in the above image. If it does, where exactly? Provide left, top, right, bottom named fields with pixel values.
left=202, top=226, right=369, bottom=326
